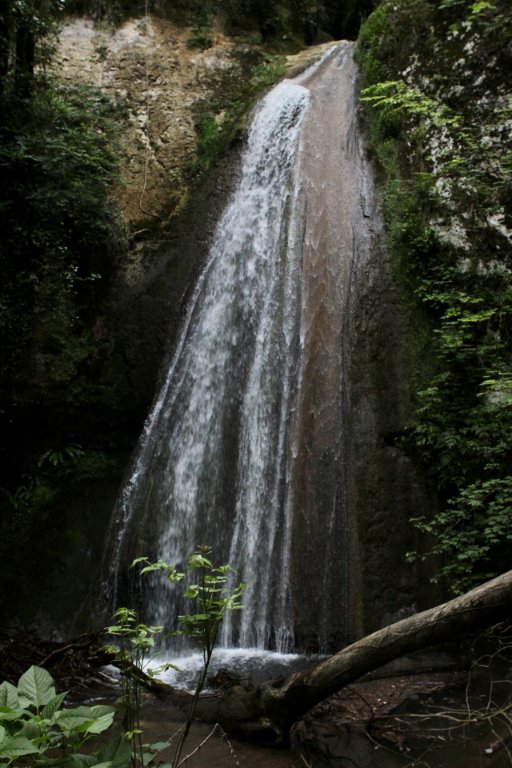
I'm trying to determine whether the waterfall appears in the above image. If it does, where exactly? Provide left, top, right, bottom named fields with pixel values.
left=103, top=42, right=376, bottom=654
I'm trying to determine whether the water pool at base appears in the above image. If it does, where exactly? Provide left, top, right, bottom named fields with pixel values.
left=150, top=648, right=323, bottom=691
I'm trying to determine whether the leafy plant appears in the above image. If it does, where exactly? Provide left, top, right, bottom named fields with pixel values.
left=105, top=609, right=173, bottom=768
left=361, top=80, right=461, bottom=129
left=106, top=547, right=245, bottom=767
left=0, top=665, right=128, bottom=767
left=38, top=445, right=85, bottom=471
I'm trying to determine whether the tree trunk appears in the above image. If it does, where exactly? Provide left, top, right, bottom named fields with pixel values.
left=105, top=570, right=512, bottom=745
left=191, top=570, right=512, bottom=744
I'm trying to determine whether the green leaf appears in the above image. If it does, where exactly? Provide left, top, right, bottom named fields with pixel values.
left=41, top=692, right=67, bottom=720
left=188, top=553, right=212, bottom=570
left=56, top=706, right=97, bottom=733
left=96, top=734, right=132, bottom=768
left=88, top=762, right=113, bottom=768
left=151, top=662, right=181, bottom=675
left=0, top=682, right=19, bottom=710
left=149, top=741, right=169, bottom=751
left=18, top=666, right=56, bottom=708
left=17, top=720, right=41, bottom=739
left=90, top=705, right=116, bottom=719
left=54, top=705, right=113, bottom=736
left=0, top=735, right=39, bottom=759
left=42, top=758, right=105, bottom=768
left=83, top=712, right=115, bottom=735
left=0, top=705, right=24, bottom=722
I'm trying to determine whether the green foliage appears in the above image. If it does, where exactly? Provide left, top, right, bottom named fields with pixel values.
left=250, top=56, right=287, bottom=90
left=0, top=552, right=242, bottom=768
left=106, top=548, right=244, bottom=768
left=0, top=0, right=64, bottom=95
left=186, top=29, right=213, bottom=50
left=409, top=476, right=512, bottom=592
left=105, top=609, right=171, bottom=768
left=194, top=114, right=224, bottom=171
left=358, top=0, right=512, bottom=593
left=0, top=665, right=124, bottom=767
left=179, top=549, right=245, bottom=660
left=361, top=80, right=461, bottom=129
left=0, top=79, right=120, bottom=385
left=133, top=547, right=245, bottom=658
left=1, top=443, right=92, bottom=524
left=38, top=445, right=85, bottom=471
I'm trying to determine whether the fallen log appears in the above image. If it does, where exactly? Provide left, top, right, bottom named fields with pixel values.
left=100, top=570, right=512, bottom=745
left=185, top=569, right=512, bottom=744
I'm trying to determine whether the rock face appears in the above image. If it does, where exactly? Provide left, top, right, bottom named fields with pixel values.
left=54, top=16, right=258, bottom=224
left=346, top=209, right=438, bottom=635
left=357, top=0, right=512, bottom=596
left=50, top=16, right=287, bottom=420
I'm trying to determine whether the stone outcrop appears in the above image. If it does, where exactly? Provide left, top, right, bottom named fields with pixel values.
left=54, top=17, right=259, bottom=224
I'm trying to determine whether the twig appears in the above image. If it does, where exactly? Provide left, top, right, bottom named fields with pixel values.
left=177, top=723, right=221, bottom=767
left=41, top=634, right=94, bottom=665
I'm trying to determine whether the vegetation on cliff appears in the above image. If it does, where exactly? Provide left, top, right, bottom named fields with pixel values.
left=0, top=0, right=126, bottom=628
left=358, top=0, right=512, bottom=593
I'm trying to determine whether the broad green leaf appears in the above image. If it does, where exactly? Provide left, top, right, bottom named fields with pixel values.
left=82, top=712, right=115, bottom=735
left=188, top=553, right=212, bottom=570
left=17, top=693, right=32, bottom=709
left=0, top=682, right=19, bottom=710
left=55, top=709, right=95, bottom=733
left=96, top=734, right=132, bottom=768
left=0, top=705, right=24, bottom=721
left=149, top=741, right=169, bottom=751
left=88, top=762, right=113, bottom=768
left=57, top=705, right=95, bottom=719
left=0, top=725, right=5, bottom=744
left=56, top=705, right=114, bottom=735
left=41, top=692, right=67, bottom=720
left=90, top=705, right=116, bottom=719
left=131, top=556, right=149, bottom=567
left=151, top=662, right=181, bottom=675
left=18, top=666, right=56, bottom=707
left=0, top=735, right=39, bottom=758
left=38, top=756, right=97, bottom=768
left=17, top=720, right=41, bottom=739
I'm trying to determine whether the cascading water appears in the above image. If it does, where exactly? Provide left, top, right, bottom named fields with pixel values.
left=103, top=42, right=377, bottom=654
